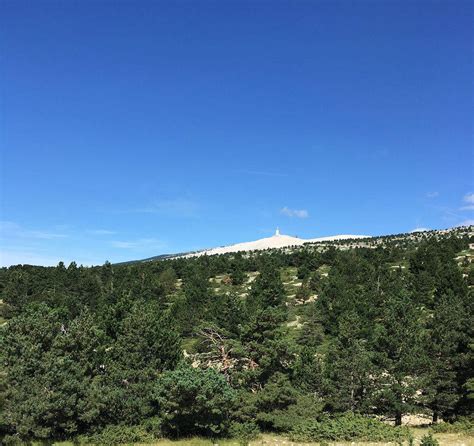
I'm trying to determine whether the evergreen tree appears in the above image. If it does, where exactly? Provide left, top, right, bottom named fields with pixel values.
left=297, top=301, right=324, bottom=349
left=371, top=277, right=426, bottom=425
left=237, top=307, right=292, bottom=387
left=423, top=290, right=464, bottom=421
left=101, top=300, right=181, bottom=425
left=323, top=310, right=374, bottom=412
left=158, top=267, right=177, bottom=295
left=153, top=364, right=236, bottom=437
left=250, top=372, right=299, bottom=430
left=210, top=291, right=246, bottom=336
left=230, top=253, right=247, bottom=286
left=297, top=263, right=311, bottom=281
left=248, top=260, right=285, bottom=311
left=181, top=262, right=212, bottom=332
left=0, top=305, right=107, bottom=440
left=292, top=346, right=323, bottom=394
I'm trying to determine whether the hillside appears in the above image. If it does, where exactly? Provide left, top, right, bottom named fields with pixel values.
left=125, top=226, right=471, bottom=264
left=182, top=228, right=369, bottom=258
left=0, top=225, right=473, bottom=445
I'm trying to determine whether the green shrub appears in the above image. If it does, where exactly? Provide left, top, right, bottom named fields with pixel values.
left=265, top=394, right=324, bottom=432
left=252, top=373, right=299, bottom=431
left=82, top=424, right=155, bottom=445
left=139, top=416, right=163, bottom=437
left=1, top=434, right=22, bottom=446
left=289, top=412, right=411, bottom=442
left=229, top=422, right=260, bottom=446
left=153, top=364, right=236, bottom=437
left=430, top=417, right=474, bottom=435
left=420, top=433, right=439, bottom=446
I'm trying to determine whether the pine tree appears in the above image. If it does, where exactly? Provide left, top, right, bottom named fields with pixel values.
left=103, top=300, right=181, bottom=424
left=423, top=290, right=464, bottom=421
left=237, top=307, right=292, bottom=387
left=323, top=310, right=374, bottom=412
left=230, top=253, right=247, bottom=286
left=210, top=291, right=246, bottom=336
left=248, top=260, right=285, bottom=310
left=0, top=305, right=107, bottom=439
left=292, top=346, right=323, bottom=394
left=371, top=276, right=426, bottom=425
left=158, top=267, right=177, bottom=295
left=181, top=262, right=212, bottom=332
left=153, top=364, right=236, bottom=437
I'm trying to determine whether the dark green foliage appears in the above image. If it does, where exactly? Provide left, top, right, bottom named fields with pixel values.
left=179, top=262, right=212, bottom=334
left=209, top=291, right=246, bottom=336
left=0, top=305, right=107, bottom=439
left=81, top=423, right=157, bottom=445
left=237, top=307, right=293, bottom=386
left=248, top=259, right=285, bottom=310
left=265, top=394, right=324, bottom=432
left=229, top=422, right=260, bottom=446
left=99, top=301, right=181, bottom=425
left=2, top=434, right=22, bottom=446
left=292, top=346, right=323, bottom=394
left=230, top=253, right=247, bottom=285
left=157, top=267, right=177, bottom=295
left=297, top=302, right=324, bottom=349
left=423, top=290, right=465, bottom=421
left=430, top=417, right=474, bottom=434
left=308, top=270, right=322, bottom=292
left=112, top=300, right=180, bottom=377
left=297, top=263, right=311, bottom=281
left=231, top=373, right=300, bottom=432
left=252, top=373, right=299, bottom=430
left=0, top=300, right=180, bottom=440
left=323, top=316, right=374, bottom=412
left=153, top=364, right=236, bottom=437
left=370, top=277, right=427, bottom=425
left=289, top=412, right=411, bottom=442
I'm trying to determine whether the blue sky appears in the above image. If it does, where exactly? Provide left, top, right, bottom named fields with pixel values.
left=1, top=0, right=473, bottom=266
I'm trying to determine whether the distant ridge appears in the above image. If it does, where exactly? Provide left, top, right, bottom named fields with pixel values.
left=115, top=230, right=369, bottom=265
left=117, top=225, right=473, bottom=265
left=181, top=229, right=369, bottom=258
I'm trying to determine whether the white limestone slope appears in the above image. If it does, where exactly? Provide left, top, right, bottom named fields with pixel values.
left=185, top=229, right=369, bottom=258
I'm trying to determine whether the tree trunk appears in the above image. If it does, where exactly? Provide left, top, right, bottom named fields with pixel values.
left=433, top=411, right=438, bottom=423
left=395, top=412, right=402, bottom=426
left=350, top=372, right=355, bottom=411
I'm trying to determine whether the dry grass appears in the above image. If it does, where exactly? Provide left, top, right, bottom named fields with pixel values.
left=42, top=429, right=474, bottom=446
left=146, top=431, right=473, bottom=446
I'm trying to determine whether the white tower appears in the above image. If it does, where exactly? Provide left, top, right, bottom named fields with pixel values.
left=275, top=227, right=280, bottom=236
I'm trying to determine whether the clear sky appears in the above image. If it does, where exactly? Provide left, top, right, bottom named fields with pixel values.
left=1, top=0, right=473, bottom=266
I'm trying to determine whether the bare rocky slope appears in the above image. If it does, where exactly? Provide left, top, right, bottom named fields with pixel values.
left=183, top=229, right=369, bottom=258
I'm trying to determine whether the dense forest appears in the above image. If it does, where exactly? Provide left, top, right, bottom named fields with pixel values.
left=0, top=228, right=473, bottom=445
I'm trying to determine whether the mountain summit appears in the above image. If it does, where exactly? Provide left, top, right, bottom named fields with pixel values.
left=185, top=229, right=369, bottom=257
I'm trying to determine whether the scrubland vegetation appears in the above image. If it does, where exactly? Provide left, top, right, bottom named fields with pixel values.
left=0, top=227, right=473, bottom=445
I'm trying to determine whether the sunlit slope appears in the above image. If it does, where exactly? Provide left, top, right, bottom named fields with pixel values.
left=184, top=229, right=369, bottom=258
